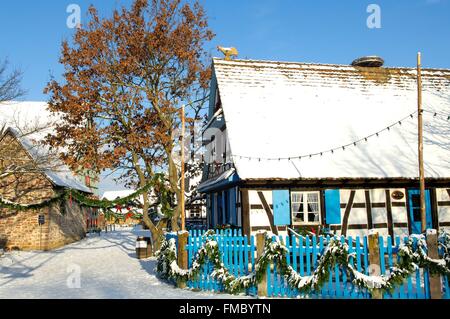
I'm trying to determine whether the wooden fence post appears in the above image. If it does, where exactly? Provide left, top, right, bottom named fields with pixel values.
left=177, top=231, right=189, bottom=289
left=256, top=231, right=267, bottom=297
left=368, top=230, right=383, bottom=299
left=426, top=229, right=442, bottom=299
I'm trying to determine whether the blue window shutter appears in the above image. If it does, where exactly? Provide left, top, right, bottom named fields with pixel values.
left=325, top=190, right=341, bottom=224
left=273, top=190, right=291, bottom=226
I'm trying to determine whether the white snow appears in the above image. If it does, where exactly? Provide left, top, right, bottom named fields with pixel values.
left=0, top=227, right=249, bottom=299
left=212, top=58, right=450, bottom=180
left=0, top=101, right=91, bottom=193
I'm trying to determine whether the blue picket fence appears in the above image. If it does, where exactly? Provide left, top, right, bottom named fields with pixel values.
left=439, top=236, right=450, bottom=299
left=379, top=236, right=429, bottom=299
left=185, top=229, right=257, bottom=296
left=166, top=231, right=449, bottom=299
left=267, top=235, right=370, bottom=298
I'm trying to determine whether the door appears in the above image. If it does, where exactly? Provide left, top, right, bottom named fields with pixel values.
left=408, top=189, right=432, bottom=234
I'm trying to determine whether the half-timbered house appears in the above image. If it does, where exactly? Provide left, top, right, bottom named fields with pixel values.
left=198, top=57, right=450, bottom=237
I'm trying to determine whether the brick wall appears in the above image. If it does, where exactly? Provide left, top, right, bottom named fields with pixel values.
left=0, top=132, right=87, bottom=251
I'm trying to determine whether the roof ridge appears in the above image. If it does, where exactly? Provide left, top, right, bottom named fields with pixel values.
left=212, top=57, right=450, bottom=72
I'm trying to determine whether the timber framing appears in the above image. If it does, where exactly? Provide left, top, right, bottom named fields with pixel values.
left=239, top=178, right=450, bottom=190
left=257, top=191, right=278, bottom=235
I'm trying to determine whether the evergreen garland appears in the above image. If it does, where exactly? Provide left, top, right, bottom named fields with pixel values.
left=156, top=231, right=450, bottom=296
left=0, top=173, right=167, bottom=213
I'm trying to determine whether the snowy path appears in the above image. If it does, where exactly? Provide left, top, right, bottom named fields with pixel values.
left=0, top=227, right=249, bottom=299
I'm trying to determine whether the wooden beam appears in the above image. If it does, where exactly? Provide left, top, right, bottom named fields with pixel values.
left=365, top=191, right=373, bottom=230
left=241, top=189, right=251, bottom=236
left=405, top=189, right=413, bottom=235
left=385, top=190, right=394, bottom=239
left=257, top=191, right=278, bottom=235
left=430, top=188, right=439, bottom=231
left=180, top=104, right=186, bottom=231
left=417, top=52, right=426, bottom=233
left=341, top=190, right=356, bottom=236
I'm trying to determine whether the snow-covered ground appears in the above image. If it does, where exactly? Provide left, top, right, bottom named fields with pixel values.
left=0, top=227, right=249, bottom=299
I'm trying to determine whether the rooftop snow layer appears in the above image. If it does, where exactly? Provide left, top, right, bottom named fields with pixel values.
left=213, top=58, right=450, bottom=180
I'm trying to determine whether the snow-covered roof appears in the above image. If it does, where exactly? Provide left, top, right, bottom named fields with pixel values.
left=0, top=101, right=92, bottom=193
left=213, top=58, right=450, bottom=180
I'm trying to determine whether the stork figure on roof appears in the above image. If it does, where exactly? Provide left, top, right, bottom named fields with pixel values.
left=217, top=46, right=238, bottom=60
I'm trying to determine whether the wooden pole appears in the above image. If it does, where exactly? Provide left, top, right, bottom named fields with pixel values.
left=426, top=229, right=442, bottom=299
left=417, top=52, right=426, bottom=233
left=177, top=231, right=189, bottom=288
left=180, top=104, right=186, bottom=231
left=256, top=232, right=267, bottom=297
left=368, top=230, right=383, bottom=299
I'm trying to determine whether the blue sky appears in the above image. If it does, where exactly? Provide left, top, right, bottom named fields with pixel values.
left=0, top=0, right=449, bottom=192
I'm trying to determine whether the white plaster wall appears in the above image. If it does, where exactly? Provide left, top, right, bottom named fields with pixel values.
left=438, top=207, right=450, bottom=223
left=369, top=189, right=388, bottom=224
left=441, top=226, right=450, bottom=233
left=389, top=188, right=408, bottom=224
left=372, top=208, right=388, bottom=224
left=347, top=207, right=368, bottom=225
left=353, top=190, right=365, bottom=203
left=391, top=207, right=408, bottom=223
left=393, top=227, right=409, bottom=238
left=369, top=189, right=385, bottom=203
left=436, top=188, right=450, bottom=201
left=346, top=229, right=368, bottom=238
left=437, top=188, right=450, bottom=224
left=249, top=190, right=272, bottom=228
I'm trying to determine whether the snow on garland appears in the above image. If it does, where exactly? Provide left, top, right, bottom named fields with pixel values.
left=155, top=231, right=450, bottom=296
left=156, top=230, right=254, bottom=294
left=0, top=173, right=167, bottom=212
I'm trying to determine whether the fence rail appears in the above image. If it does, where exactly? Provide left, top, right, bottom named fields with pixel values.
left=165, top=230, right=449, bottom=299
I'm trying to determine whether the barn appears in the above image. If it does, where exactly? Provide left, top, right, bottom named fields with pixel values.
left=0, top=101, right=95, bottom=251
left=198, top=57, right=450, bottom=238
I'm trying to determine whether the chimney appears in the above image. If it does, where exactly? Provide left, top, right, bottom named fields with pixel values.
left=351, top=56, right=384, bottom=67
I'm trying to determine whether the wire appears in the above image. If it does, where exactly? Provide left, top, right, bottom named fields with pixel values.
left=231, top=110, right=422, bottom=162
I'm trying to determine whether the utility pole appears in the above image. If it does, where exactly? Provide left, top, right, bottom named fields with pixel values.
left=417, top=52, right=426, bottom=233
left=180, top=104, right=186, bottom=231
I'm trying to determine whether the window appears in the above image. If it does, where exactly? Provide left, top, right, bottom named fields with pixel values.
left=210, top=136, right=216, bottom=161
left=190, top=205, right=201, bottom=218
left=411, top=194, right=421, bottom=222
left=291, top=191, right=321, bottom=225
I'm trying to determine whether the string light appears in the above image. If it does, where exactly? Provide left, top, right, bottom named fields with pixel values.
left=228, top=108, right=450, bottom=162
left=231, top=110, right=428, bottom=162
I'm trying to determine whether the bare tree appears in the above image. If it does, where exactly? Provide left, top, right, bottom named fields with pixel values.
left=0, top=109, right=72, bottom=203
left=0, top=58, right=25, bottom=103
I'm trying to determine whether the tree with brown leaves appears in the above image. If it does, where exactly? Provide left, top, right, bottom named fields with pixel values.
left=45, top=0, right=214, bottom=250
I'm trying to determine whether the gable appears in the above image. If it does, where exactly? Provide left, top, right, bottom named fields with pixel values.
left=0, top=101, right=92, bottom=193
left=0, top=132, right=56, bottom=204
